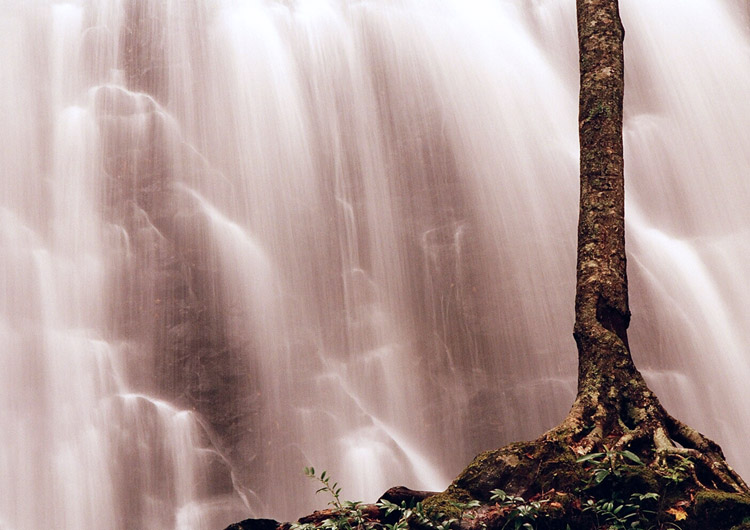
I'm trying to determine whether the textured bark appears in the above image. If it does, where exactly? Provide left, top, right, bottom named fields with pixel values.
left=564, top=0, right=640, bottom=444
left=574, top=0, right=629, bottom=379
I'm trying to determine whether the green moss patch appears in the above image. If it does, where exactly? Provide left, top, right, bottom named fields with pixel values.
left=693, top=491, right=750, bottom=528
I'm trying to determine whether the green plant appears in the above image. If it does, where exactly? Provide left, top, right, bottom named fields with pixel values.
left=377, top=497, right=485, bottom=530
left=289, top=468, right=366, bottom=530
left=304, top=467, right=346, bottom=510
left=490, top=489, right=548, bottom=530
left=296, top=468, right=474, bottom=530
left=658, top=455, right=693, bottom=486
left=582, top=491, right=660, bottom=529
left=575, top=450, right=684, bottom=529
left=377, top=499, right=459, bottom=530
left=576, top=448, right=644, bottom=485
left=376, top=499, right=412, bottom=530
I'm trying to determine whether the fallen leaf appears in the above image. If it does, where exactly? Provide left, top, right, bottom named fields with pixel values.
left=666, top=507, right=688, bottom=521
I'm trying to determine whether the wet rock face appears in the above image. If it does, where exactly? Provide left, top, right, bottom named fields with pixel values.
left=120, top=0, right=168, bottom=103
left=95, top=80, right=260, bottom=495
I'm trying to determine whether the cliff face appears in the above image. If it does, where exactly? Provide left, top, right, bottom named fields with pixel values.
left=96, top=77, right=259, bottom=502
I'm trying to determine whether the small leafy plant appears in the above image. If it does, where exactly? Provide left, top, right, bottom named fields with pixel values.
left=576, top=448, right=644, bottom=485
left=582, top=491, right=659, bottom=530
left=490, top=489, right=548, bottom=530
left=290, top=468, right=366, bottom=530
left=576, top=449, right=685, bottom=530
left=657, top=455, right=693, bottom=486
left=305, top=467, right=346, bottom=511
left=294, top=468, right=472, bottom=530
left=376, top=498, right=458, bottom=530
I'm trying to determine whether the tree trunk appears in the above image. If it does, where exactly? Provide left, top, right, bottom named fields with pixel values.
left=574, top=0, right=630, bottom=384
left=554, top=0, right=748, bottom=493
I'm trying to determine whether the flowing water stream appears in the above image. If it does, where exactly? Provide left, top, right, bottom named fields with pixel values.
left=2, top=1, right=749, bottom=528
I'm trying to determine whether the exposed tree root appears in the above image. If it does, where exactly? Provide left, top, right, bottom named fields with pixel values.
left=420, top=371, right=750, bottom=530
left=660, top=416, right=748, bottom=493
left=544, top=366, right=750, bottom=497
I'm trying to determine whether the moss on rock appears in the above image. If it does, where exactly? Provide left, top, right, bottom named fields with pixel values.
left=423, top=437, right=591, bottom=521
left=421, top=485, right=473, bottom=519
left=693, top=491, right=750, bottom=529
left=453, top=442, right=536, bottom=499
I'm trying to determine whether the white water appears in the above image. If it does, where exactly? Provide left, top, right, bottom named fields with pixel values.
left=1, top=1, right=749, bottom=528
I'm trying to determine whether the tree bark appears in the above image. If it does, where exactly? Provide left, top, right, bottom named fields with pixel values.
left=566, top=0, right=639, bottom=442
left=574, top=0, right=630, bottom=380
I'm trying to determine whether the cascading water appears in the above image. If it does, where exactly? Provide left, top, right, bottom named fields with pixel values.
left=1, top=0, right=749, bottom=528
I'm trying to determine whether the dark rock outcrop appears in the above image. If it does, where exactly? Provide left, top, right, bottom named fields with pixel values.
left=223, top=518, right=280, bottom=530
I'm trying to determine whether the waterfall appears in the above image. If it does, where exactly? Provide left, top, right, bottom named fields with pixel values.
left=1, top=1, right=749, bottom=528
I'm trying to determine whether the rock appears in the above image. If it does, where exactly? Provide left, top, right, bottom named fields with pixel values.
left=693, top=491, right=750, bottom=529
left=223, top=518, right=280, bottom=530
left=378, top=486, right=438, bottom=504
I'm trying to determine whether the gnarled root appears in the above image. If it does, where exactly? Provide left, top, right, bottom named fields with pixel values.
left=658, top=416, right=749, bottom=494
left=548, top=379, right=749, bottom=496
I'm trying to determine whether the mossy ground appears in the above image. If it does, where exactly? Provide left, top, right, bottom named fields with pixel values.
left=422, top=438, right=750, bottom=530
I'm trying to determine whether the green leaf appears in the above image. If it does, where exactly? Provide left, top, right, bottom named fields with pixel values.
left=576, top=452, right=605, bottom=463
left=490, top=489, right=508, bottom=502
left=620, top=450, right=643, bottom=465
